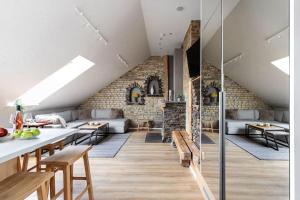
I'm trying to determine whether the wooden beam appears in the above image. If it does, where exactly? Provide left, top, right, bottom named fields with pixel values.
left=163, top=55, right=169, bottom=100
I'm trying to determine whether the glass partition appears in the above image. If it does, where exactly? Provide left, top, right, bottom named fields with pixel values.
left=201, top=0, right=222, bottom=198
left=223, top=0, right=290, bottom=199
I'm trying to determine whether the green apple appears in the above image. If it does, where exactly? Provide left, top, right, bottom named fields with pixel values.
left=31, top=128, right=40, bottom=136
left=21, top=131, right=33, bottom=139
left=13, top=130, right=22, bottom=138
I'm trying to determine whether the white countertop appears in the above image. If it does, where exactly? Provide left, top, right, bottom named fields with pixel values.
left=0, top=128, right=78, bottom=163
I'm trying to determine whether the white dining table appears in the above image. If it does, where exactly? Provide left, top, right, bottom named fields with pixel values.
left=0, top=128, right=78, bottom=164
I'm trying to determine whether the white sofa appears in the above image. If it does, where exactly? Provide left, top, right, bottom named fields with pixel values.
left=34, top=108, right=129, bottom=133
left=226, top=109, right=289, bottom=135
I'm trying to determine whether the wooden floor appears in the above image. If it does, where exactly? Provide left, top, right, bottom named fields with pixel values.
left=28, top=131, right=204, bottom=200
left=201, top=132, right=289, bottom=200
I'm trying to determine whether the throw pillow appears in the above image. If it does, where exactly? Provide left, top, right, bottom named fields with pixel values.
left=226, top=109, right=238, bottom=119
left=259, top=110, right=275, bottom=121
left=78, top=109, right=91, bottom=120
left=282, top=111, right=290, bottom=123
left=274, top=110, right=284, bottom=122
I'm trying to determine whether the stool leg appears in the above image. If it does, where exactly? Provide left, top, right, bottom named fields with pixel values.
left=37, top=182, right=48, bottom=200
left=22, top=153, right=29, bottom=172
left=63, top=165, right=71, bottom=200
left=59, top=141, right=64, bottom=150
left=49, top=145, right=55, bottom=156
left=36, top=148, right=42, bottom=172
left=47, top=166, right=56, bottom=199
left=83, top=153, right=94, bottom=200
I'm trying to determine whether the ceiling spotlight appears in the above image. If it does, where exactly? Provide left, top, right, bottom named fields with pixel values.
left=176, top=6, right=184, bottom=11
left=169, top=33, right=173, bottom=36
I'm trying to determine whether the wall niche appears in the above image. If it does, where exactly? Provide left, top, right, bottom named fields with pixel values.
left=202, top=81, right=221, bottom=106
left=126, top=82, right=145, bottom=105
left=144, top=75, right=163, bottom=97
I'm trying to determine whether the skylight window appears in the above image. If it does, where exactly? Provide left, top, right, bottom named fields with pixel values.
left=9, top=56, right=94, bottom=106
left=271, top=56, right=289, bottom=75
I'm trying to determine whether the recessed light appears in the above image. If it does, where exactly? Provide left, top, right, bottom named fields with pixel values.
left=169, top=33, right=173, bottom=36
left=176, top=6, right=184, bottom=11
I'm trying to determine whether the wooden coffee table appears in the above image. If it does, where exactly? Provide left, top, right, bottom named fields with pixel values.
left=245, top=123, right=285, bottom=137
left=73, top=122, right=109, bottom=145
left=265, top=131, right=289, bottom=150
left=245, top=123, right=285, bottom=148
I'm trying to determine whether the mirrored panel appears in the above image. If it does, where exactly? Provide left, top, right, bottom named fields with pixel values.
left=201, top=0, right=224, bottom=198
left=223, top=0, right=290, bottom=199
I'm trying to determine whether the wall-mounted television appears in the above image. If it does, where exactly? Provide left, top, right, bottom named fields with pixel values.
left=186, top=38, right=200, bottom=78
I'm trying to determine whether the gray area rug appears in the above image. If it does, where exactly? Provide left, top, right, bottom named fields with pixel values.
left=202, top=133, right=215, bottom=144
left=145, top=131, right=162, bottom=143
left=82, top=133, right=130, bottom=158
left=226, top=135, right=289, bottom=160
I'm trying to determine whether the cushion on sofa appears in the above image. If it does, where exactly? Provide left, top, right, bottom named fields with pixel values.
left=111, top=108, right=123, bottom=118
left=35, top=114, right=60, bottom=124
left=237, top=110, right=256, bottom=120
left=78, top=109, right=91, bottom=120
left=226, top=109, right=238, bottom=120
left=274, top=110, right=284, bottom=122
left=91, top=109, right=112, bottom=119
left=92, top=109, right=123, bottom=119
left=282, top=111, right=290, bottom=123
left=259, top=110, right=275, bottom=121
left=71, top=110, right=79, bottom=121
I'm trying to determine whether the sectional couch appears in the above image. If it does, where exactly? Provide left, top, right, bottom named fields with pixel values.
left=33, top=108, right=129, bottom=133
left=226, top=109, right=289, bottom=135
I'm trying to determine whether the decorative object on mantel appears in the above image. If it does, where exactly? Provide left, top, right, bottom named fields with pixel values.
left=202, top=81, right=221, bottom=106
left=144, top=75, right=163, bottom=97
left=168, top=90, right=173, bottom=101
left=126, top=82, right=145, bottom=105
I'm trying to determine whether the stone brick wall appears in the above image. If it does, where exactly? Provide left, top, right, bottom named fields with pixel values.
left=162, top=102, right=186, bottom=141
left=183, top=20, right=200, bottom=134
left=202, top=63, right=271, bottom=127
left=80, top=57, right=166, bottom=127
left=192, top=79, right=200, bottom=146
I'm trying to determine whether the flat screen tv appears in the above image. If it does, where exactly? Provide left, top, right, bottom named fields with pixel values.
left=186, top=38, right=200, bottom=78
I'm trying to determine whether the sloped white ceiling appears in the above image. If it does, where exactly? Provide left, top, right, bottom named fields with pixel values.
left=203, top=0, right=289, bottom=107
left=0, top=0, right=150, bottom=114
left=141, top=0, right=200, bottom=56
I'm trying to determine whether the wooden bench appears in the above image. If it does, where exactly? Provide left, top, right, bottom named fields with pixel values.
left=172, top=131, right=192, bottom=167
left=172, top=131, right=200, bottom=167
left=0, top=172, right=54, bottom=200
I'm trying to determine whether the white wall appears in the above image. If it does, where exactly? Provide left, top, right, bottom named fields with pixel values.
left=204, top=0, right=289, bottom=107
left=292, top=0, right=300, bottom=198
left=0, top=0, right=150, bottom=127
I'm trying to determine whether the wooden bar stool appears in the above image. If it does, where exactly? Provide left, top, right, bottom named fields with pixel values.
left=27, top=139, right=65, bottom=172
left=40, top=145, right=94, bottom=200
left=0, top=172, right=54, bottom=200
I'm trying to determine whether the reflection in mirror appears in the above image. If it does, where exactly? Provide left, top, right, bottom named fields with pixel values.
left=201, top=0, right=225, bottom=198
left=223, top=0, right=289, bottom=199
left=201, top=0, right=289, bottom=199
